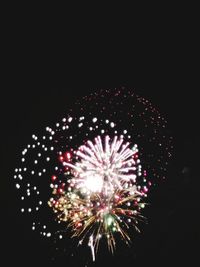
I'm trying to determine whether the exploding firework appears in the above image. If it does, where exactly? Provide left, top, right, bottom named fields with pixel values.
left=14, top=88, right=173, bottom=262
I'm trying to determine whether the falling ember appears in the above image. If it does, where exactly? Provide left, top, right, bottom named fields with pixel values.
left=14, top=88, right=173, bottom=263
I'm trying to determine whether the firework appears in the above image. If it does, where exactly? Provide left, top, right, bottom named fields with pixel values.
left=14, top=88, right=173, bottom=262
left=49, top=135, right=146, bottom=260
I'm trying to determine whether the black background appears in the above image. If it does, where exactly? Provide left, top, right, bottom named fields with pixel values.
left=2, top=13, right=200, bottom=267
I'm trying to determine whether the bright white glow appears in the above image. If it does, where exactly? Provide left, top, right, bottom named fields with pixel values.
left=84, top=174, right=104, bottom=192
left=16, top=183, right=20, bottom=189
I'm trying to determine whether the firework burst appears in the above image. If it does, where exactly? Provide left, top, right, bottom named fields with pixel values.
left=14, top=88, right=173, bottom=262
left=48, top=135, right=147, bottom=260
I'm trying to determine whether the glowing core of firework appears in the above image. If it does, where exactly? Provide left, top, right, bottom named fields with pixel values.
left=84, top=174, right=104, bottom=192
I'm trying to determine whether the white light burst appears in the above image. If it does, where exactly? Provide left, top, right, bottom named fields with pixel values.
left=63, top=136, right=140, bottom=195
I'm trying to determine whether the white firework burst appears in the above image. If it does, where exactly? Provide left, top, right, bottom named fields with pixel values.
left=63, top=135, right=140, bottom=195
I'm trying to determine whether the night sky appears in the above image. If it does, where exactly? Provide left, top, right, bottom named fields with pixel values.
left=2, top=32, right=199, bottom=266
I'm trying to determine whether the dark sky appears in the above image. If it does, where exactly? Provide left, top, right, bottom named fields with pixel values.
left=2, top=25, right=199, bottom=266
